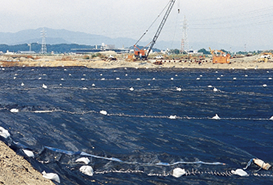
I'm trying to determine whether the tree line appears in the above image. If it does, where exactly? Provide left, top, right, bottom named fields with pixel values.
left=0, top=43, right=96, bottom=54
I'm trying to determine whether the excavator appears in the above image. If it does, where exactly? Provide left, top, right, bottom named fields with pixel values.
left=133, top=0, right=176, bottom=60
left=209, top=47, right=231, bottom=64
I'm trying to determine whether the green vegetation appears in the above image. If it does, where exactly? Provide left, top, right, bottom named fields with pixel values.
left=0, top=43, right=96, bottom=54
left=0, top=43, right=265, bottom=57
left=169, top=49, right=180, bottom=54
left=91, top=53, right=103, bottom=58
left=198, top=48, right=210, bottom=55
left=169, top=48, right=210, bottom=55
left=83, top=55, right=90, bottom=59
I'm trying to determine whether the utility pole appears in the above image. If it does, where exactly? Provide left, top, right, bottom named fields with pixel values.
left=28, top=43, right=31, bottom=52
left=41, top=28, right=47, bottom=54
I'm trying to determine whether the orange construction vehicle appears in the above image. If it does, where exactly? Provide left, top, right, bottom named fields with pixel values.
left=209, top=47, right=231, bottom=64
left=134, top=45, right=147, bottom=60
left=133, top=0, right=176, bottom=60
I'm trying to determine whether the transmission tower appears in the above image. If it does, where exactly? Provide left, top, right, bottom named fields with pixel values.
left=41, top=28, right=47, bottom=54
left=181, top=16, right=188, bottom=54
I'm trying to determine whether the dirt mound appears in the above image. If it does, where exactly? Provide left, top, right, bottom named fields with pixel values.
left=0, top=141, right=54, bottom=185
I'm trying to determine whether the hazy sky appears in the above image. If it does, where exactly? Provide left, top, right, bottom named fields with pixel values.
left=1, top=0, right=273, bottom=51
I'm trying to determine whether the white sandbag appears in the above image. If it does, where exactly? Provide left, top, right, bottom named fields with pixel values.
left=79, top=165, right=94, bottom=176
left=172, top=168, right=186, bottom=178
left=100, top=110, right=107, bottom=115
left=169, top=115, right=177, bottom=120
left=231, top=169, right=248, bottom=176
left=10, top=108, right=19, bottom=113
left=0, top=127, right=10, bottom=138
left=42, top=171, right=60, bottom=183
left=42, top=84, right=47, bottom=89
left=75, top=157, right=90, bottom=165
left=212, top=114, right=220, bottom=120
left=22, top=149, right=34, bottom=158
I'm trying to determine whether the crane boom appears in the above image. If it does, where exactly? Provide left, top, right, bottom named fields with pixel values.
left=134, top=0, right=176, bottom=60
left=146, top=0, right=176, bottom=58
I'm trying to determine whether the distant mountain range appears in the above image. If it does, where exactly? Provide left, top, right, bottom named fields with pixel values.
left=0, top=27, right=211, bottom=50
left=0, top=28, right=138, bottom=49
left=0, top=27, right=265, bottom=52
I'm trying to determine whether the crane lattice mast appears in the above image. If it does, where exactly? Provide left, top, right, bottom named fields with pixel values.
left=134, top=0, right=176, bottom=60
left=146, top=0, right=176, bottom=58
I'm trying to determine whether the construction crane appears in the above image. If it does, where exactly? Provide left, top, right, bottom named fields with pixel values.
left=134, top=0, right=176, bottom=60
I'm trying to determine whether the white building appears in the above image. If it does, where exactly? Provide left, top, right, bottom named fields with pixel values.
left=5, top=50, right=15, bottom=55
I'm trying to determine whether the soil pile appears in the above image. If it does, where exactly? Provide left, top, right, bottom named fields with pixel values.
left=0, top=141, right=54, bottom=185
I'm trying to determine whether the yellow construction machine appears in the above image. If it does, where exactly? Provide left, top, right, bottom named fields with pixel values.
left=209, top=48, right=231, bottom=64
left=258, top=53, right=273, bottom=63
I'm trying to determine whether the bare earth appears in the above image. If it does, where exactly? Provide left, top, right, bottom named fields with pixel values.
left=0, top=54, right=272, bottom=69
left=0, top=141, right=54, bottom=185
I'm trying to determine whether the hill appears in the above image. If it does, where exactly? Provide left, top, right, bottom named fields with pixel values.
left=0, top=28, right=136, bottom=49
left=0, top=27, right=263, bottom=52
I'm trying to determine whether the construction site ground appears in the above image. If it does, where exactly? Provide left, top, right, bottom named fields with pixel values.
left=0, top=54, right=272, bottom=69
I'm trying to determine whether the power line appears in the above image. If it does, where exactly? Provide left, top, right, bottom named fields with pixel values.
left=134, top=1, right=170, bottom=45
left=190, top=6, right=273, bottom=24
left=188, top=6, right=273, bottom=30
left=190, top=19, right=273, bottom=30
